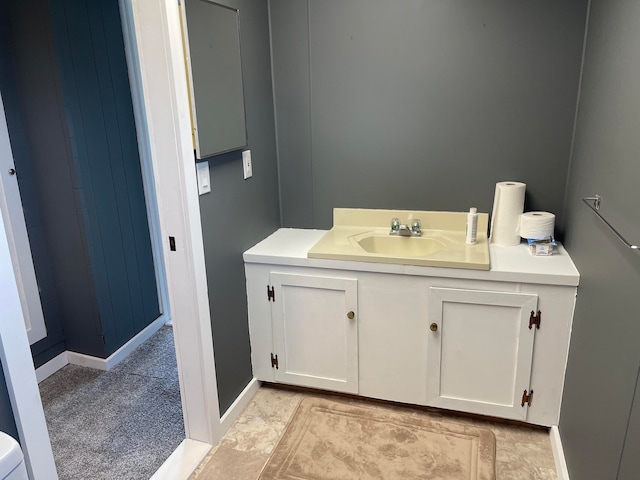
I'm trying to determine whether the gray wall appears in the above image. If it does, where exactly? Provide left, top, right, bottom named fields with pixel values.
left=559, top=1, right=640, bottom=479
left=198, top=0, right=280, bottom=414
left=270, top=0, right=588, bottom=230
left=618, top=367, right=640, bottom=478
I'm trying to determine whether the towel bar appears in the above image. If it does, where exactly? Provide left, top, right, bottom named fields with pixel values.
left=582, top=196, right=638, bottom=250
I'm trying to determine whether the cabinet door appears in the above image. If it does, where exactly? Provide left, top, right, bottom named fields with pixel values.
left=427, top=287, right=538, bottom=421
left=271, top=273, right=358, bottom=394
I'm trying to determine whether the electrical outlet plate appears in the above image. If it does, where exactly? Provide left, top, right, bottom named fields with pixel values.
left=196, top=161, right=211, bottom=195
left=242, top=150, right=252, bottom=179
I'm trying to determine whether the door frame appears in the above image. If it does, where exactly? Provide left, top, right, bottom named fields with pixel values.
left=0, top=204, right=57, bottom=478
left=0, top=98, right=46, bottom=346
left=0, top=1, right=243, bottom=477
left=118, top=0, right=222, bottom=447
left=121, top=1, right=261, bottom=466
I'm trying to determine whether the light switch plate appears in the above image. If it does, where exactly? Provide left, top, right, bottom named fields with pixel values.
left=242, top=150, right=252, bottom=179
left=196, top=161, right=211, bottom=195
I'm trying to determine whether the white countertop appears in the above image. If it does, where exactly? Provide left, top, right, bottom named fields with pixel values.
left=244, top=228, right=580, bottom=287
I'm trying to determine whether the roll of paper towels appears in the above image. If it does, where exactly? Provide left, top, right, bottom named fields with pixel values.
left=518, top=211, right=555, bottom=240
left=490, top=181, right=526, bottom=246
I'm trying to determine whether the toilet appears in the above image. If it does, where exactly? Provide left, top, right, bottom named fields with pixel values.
left=0, top=433, right=28, bottom=480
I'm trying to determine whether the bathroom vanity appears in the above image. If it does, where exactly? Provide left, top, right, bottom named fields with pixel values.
left=243, top=228, right=579, bottom=427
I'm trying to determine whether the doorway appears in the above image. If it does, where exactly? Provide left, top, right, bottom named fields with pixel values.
left=0, top=0, right=180, bottom=476
left=1, top=1, right=244, bottom=477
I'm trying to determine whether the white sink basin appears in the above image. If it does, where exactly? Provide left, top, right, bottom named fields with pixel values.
left=355, top=234, right=446, bottom=256
left=307, top=208, right=490, bottom=270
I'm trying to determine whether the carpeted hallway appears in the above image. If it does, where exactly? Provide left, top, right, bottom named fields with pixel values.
left=39, top=326, right=184, bottom=479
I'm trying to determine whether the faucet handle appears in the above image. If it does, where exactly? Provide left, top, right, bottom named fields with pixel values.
left=391, top=218, right=400, bottom=231
left=411, top=219, right=422, bottom=231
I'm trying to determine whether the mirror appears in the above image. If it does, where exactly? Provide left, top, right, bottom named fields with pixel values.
left=183, top=0, right=248, bottom=158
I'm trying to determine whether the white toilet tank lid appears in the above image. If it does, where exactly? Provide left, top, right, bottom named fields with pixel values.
left=0, top=432, right=24, bottom=476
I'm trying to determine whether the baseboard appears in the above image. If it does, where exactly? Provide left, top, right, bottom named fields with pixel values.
left=550, top=426, right=570, bottom=480
left=35, top=352, right=69, bottom=383
left=219, top=378, right=260, bottom=433
left=150, top=379, right=259, bottom=479
left=67, top=315, right=167, bottom=371
left=150, top=438, right=211, bottom=480
left=66, top=350, right=110, bottom=370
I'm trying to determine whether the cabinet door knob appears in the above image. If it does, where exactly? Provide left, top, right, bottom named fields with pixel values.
left=8, top=168, right=16, bottom=176
left=347, top=311, right=355, bottom=320
left=430, top=323, right=438, bottom=332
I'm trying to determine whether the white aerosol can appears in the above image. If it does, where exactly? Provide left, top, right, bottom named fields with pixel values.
left=466, top=207, right=478, bottom=245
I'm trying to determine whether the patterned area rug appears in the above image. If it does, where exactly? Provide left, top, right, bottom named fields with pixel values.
left=259, top=397, right=496, bottom=480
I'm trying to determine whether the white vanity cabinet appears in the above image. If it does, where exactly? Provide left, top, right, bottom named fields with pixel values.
left=244, top=228, right=579, bottom=427
left=426, top=287, right=539, bottom=421
left=245, top=262, right=360, bottom=392
left=269, top=272, right=358, bottom=394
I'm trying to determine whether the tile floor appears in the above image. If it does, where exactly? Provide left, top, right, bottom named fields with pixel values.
left=190, top=385, right=558, bottom=480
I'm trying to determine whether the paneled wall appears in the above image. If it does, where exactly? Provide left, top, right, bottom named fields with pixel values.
left=0, top=0, right=85, bottom=365
left=270, top=0, right=589, bottom=230
left=559, top=1, right=640, bottom=479
left=1, top=0, right=160, bottom=363
left=49, top=0, right=161, bottom=356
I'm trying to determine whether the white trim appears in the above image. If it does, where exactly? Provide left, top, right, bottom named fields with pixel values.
left=35, top=352, right=69, bottom=384
left=220, top=378, right=260, bottom=432
left=66, top=315, right=166, bottom=371
left=550, top=426, right=570, bottom=480
left=106, top=314, right=165, bottom=366
left=65, top=351, right=108, bottom=371
left=150, top=439, right=211, bottom=480
left=0, top=203, right=57, bottom=479
left=151, top=380, right=260, bottom=479
left=119, top=0, right=171, bottom=325
left=121, top=0, right=222, bottom=445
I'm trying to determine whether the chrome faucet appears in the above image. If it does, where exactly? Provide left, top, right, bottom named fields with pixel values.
left=390, top=218, right=422, bottom=236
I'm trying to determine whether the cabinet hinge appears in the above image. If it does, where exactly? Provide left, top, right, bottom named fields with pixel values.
left=521, top=389, right=534, bottom=407
left=267, top=285, right=275, bottom=302
left=529, top=310, right=541, bottom=330
left=270, top=353, right=279, bottom=369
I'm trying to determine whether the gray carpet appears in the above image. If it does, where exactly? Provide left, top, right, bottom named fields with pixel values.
left=39, top=326, right=185, bottom=480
